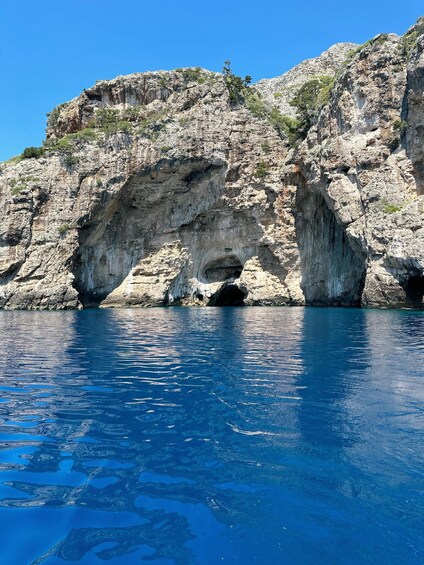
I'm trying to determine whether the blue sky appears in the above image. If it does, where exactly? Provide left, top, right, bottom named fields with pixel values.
left=0, top=0, right=422, bottom=161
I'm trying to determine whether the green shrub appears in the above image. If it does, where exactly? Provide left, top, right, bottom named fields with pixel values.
left=72, top=128, right=98, bottom=142
left=290, top=76, right=334, bottom=138
left=268, top=109, right=301, bottom=147
left=86, top=107, right=147, bottom=135
left=392, top=63, right=403, bottom=73
left=102, top=120, right=132, bottom=135
left=245, top=92, right=268, bottom=118
left=2, top=155, right=22, bottom=167
left=187, top=67, right=213, bottom=85
left=388, top=121, right=407, bottom=153
left=363, top=34, right=389, bottom=49
left=137, top=111, right=169, bottom=139
left=400, top=33, right=418, bottom=56
left=243, top=86, right=302, bottom=146
left=64, top=154, right=78, bottom=167
left=399, top=19, right=424, bottom=57
left=47, top=128, right=97, bottom=148
left=345, top=47, right=359, bottom=61
left=43, top=135, right=73, bottom=153
left=393, top=119, right=407, bottom=134
left=222, top=60, right=251, bottom=105
left=382, top=202, right=402, bottom=213
left=58, top=223, right=70, bottom=235
left=177, top=67, right=206, bottom=84
left=346, top=34, right=390, bottom=63
left=185, top=67, right=202, bottom=80
left=122, top=106, right=141, bottom=121
left=94, top=108, right=120, bottom=128
left=255, top=161, right=269, bottom=179
left=11, top=184, right=26, bottom=196
left=9, top=175, right=37, bottom=195
left=21, top=146, right=45, bottom=159
left=177, top=116, right=193, bottom=127
left=83, top=107, right=131, bottom=134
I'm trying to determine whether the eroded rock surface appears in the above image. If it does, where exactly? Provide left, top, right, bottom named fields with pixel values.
left=256, top=42, right=358, bottom=117
left=1, top=19, right=424, bottom=309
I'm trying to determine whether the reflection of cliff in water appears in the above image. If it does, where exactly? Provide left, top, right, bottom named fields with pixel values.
left=0, top=309, right=305, bottom=563
left=0, top=311, right=195, bottom=563
left=0, top=308, right=423, bottom=563
left=343, top=311, right=424, bottom=473
left=296, top=308, right=370, bottom=451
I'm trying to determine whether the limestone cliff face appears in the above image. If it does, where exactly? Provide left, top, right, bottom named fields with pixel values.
left=256, top=42, right=358, bottom=117
left=1, top=19, right=424, bottom=309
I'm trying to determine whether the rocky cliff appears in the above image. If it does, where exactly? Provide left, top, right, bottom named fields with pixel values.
left=1, top=19, right=424, bottom=309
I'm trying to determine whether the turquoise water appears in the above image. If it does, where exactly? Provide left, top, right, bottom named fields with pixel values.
left=0, top=307, right=423, bottom=564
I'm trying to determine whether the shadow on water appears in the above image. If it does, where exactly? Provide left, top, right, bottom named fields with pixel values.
left=0, top=308, right=423, bottom=564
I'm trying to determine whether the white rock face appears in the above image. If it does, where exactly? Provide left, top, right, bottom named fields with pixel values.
left=1, top=20, right=423, bottom=310
left=296, top=23, right=424, bottom=308
left=256, top=43, right=358, bottom=117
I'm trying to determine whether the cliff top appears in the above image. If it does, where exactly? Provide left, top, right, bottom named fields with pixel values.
left=255, top=43, right=358, bottom=117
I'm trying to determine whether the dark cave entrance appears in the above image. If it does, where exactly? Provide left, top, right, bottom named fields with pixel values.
left=295, top=191, right=366, bottom=306
left=203, top=256, right=243, bottom=283
left=203, top=254, right=247, bottom=306
left=209, top=284, right=247, bottom=306
left=404, top=276, right=424, bottom=308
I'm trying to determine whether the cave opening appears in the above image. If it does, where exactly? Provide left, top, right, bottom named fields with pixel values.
left=210, top=284, right=247, bottom=306
left=404, top=276, right=424, bottom=307
left=72, top=159, right=228, bottom=308
left=295, top=191, right=366, bottom=306
left=72, top=221, right=136, bottom=308
left=203, top=255, right=243, bottom=283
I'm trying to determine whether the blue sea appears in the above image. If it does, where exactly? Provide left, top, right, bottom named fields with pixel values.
left=0, top=307, right=423, bottom=564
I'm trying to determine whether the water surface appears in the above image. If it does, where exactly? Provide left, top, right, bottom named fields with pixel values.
left=0, top=308, right=423, bottom=564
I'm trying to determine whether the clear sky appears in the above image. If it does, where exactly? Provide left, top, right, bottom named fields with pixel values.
left=0, top=0, right=422, bottom=161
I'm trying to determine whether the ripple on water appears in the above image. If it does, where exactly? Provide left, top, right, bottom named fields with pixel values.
left=0, top=307, right=422, bottom=563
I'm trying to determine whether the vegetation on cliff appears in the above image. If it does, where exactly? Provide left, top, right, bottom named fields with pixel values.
left=289, top=75, right=334, bottom=138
